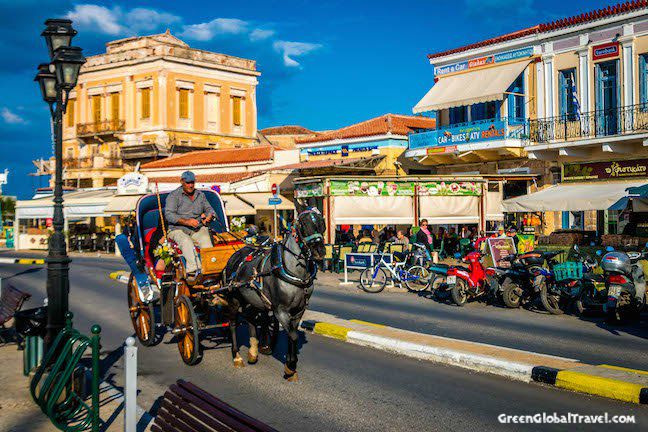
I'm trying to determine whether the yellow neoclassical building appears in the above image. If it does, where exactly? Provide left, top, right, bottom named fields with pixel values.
left=35, top=31, right=260, bottom=188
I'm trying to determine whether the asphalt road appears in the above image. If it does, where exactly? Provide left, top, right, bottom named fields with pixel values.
left=1, top=252, right=647, bottom=431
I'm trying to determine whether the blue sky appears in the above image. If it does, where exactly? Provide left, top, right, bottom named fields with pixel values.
left=0, top=0, right=618, bottom=198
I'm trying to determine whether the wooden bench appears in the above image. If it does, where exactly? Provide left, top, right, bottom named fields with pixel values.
left=152, top=380, right=278, bottom=432
left=0, top=285, right=31, bottom=343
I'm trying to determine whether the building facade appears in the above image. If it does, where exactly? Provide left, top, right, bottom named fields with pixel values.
left=34, top=31, right=260, bottom=189
left=408, top=1, right=648, bottom=235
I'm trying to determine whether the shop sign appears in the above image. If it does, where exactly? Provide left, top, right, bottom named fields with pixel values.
left=330, top=180, right=415, bottom=196
left=427, top=145, right=457, bottom=155
left=341, top=145, right=349, bottom=157
left=345, top=253, right=392, bottom=269
left=295, top=182, right=324, bottom=198
left=592, top=42, right=619, bottom=61
left=563, top=159, right=648, bottom=182
left=417, top=181, right=481, bottom=196
left=409, top=119, right=507, bottom=149
left=117, top=172, right=149, bottom=195
left=306, top=145, right=378, bottom=156
left=487, top=237, right=517, bottom=268
left=433, top=47, right=533, bottom=76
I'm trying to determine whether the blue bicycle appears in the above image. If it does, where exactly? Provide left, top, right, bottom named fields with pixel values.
left=359, top=254, right=431, bottom=293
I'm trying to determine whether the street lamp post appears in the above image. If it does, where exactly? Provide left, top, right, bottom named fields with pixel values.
left=34, top=19, right=85, bottom=349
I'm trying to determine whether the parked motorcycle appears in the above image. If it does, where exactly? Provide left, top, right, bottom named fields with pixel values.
left=447, top=251, right=490, bottom=306
left=601, top=247, right=647, bottom=323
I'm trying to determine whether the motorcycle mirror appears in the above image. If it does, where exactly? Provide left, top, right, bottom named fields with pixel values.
left=606, top=246, right=614, bottom=252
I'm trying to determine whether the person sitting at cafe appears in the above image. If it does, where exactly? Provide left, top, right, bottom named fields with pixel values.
left=389, top=230, right=410, bottom=246
left=415, top=219, right=435, bottom=252
left=358, top=230, right=373, bottom=243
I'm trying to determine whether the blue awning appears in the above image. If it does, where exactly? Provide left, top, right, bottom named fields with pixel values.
left=608, top=196, right=630, bottom=211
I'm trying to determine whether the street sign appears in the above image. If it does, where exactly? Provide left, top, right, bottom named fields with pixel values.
left=269, top=197, right=282, bottom=206
left=271, top=183, right=279, bottom=197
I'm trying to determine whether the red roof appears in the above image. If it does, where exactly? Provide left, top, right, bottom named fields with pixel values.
left=260, top=125, right=315, bottom=135
left=141, top=146, right=274, bottom=169
left=148, top=172, right=258, bottom=183
left=269, top=157, right=369, bottom=171
left=428, top=1, right=648, bottom=59
left=295, top=114, right=436, bottom=144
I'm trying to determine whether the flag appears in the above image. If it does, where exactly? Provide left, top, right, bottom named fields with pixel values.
left=570, top=72, right=581, bottom=120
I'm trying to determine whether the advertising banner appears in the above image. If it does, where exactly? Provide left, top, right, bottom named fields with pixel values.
left=295, top=182, right=324, bottom=198
left=563, top=159, right=648, bottom=182
left=516, top=234, right=535, bottom=254
left=433, top=47, right=534, bottom=76
left=409, top=119, right=508, bottom=149
left=417, top=181, right=481, bottom=196
left=487, top=237, right=517, bottom=268
left=330, top=180, right=415, bottom=196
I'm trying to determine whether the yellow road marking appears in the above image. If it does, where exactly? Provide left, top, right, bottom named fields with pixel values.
left=598, top=364, right=648, bottom=376
left=313, top=322, right=351, bottom=341
left=350, top=319, right=386, bottom=328
left=17, top=259, right=45, bottom=265
left=556, top=370, right=643, bottom=404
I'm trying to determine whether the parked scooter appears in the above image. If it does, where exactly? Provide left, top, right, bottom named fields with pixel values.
left=601, top=246, right=647, bottom=323
left=447, top=251, right=491, bottom=306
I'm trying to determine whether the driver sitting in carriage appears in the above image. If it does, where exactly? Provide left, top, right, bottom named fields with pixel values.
left=164, top=171, right=216, bottom=283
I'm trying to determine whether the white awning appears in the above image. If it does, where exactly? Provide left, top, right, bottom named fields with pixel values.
left=486, top=190, right=504, bottom=221
left=104, top=194, right=143, bottom=215
left=502, top=181, right=648, bottom=212
left=419, top=195, right=479, bottom=225
left=236, top=193, right=295, bottom=211
left=333, top=196, right=414, bottom=225
left=413, top=60, right=531, bottom=113
left=221, top=194, right=255, bottom=216
left=15, top=189, right=116, bottom=220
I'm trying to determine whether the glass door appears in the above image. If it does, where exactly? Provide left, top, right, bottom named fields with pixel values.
left=595, top=60, right=619, bottom=136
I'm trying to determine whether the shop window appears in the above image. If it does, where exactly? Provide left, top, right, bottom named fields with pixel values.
left=179, top=89, right=189, bottom=119
left=448, top=106, right=467, bottom=125
left=559, top=68, right=578, bottom=121
left=640, top=54, right=648, bottom=109
left=507, top=74, right=525, bottom=123
left=471, top=101, right=499, bottom=121
left=141, top=87, right=151, bottom=119
left=67, top=99, right=75, bottom=127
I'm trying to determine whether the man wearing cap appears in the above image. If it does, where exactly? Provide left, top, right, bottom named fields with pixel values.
left=165, top=171, right=215, bottom=278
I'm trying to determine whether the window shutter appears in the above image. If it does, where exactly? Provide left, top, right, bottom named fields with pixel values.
left=641, top=55, right=647, bottom=105
left=111, top=93, right=120, bottom=121
left=179, top=89, right=189, bottom=119
left=141, top=88, right=150, bottom=119
left=92, top=95, right=102, bottom=124
left=67, top=99, right=75, bottom=127
left=232, top=96, right=242, bottom=126
left=206, top=92, right=218, bottom=124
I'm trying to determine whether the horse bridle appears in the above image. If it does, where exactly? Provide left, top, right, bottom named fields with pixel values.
left=294, top=208, right=324, bottom=253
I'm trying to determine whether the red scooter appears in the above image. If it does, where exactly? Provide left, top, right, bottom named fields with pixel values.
left=446, top=251, right=491, bottom=306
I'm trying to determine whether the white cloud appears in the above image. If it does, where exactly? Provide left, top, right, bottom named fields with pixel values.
left=249, top=28, right=275, bottom=42
left=180, top=18, right=249, bottom=41
left=125, top=8, right=181, bottom=32
left=66, top=4, right=123, bottom=35
left=1, top=107, right=27, bottom=124
left=273, top=40, right=322, bottom=67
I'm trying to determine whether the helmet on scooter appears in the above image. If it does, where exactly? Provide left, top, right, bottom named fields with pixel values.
left=601, top=251, right=632, bottom=274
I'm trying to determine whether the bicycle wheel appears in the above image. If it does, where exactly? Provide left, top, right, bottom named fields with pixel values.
left=404, top=265, right=431, bottom=292
left=360, top=267, right=388, bottom=293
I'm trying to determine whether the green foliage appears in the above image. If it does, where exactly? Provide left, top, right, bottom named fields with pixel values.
left=1, top=196, right=15, bottom=220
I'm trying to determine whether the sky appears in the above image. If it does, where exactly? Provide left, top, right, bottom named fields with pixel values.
left=0, top=0, right=620, bottom=199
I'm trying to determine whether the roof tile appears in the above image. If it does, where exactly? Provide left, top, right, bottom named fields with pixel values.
left=141, top=146, right=274, bottom=169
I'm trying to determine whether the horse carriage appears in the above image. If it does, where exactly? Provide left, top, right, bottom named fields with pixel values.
left=118, top=188, right=327, bottom=379
left=121, top=189, right=249, bottom=365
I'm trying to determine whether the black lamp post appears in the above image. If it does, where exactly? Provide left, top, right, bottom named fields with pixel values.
left=35, top=19, right=85, bottom=349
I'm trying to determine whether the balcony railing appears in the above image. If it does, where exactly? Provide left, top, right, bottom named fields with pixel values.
left=63, top=156, right=122, bottom=170
left=529, top=103, right=648, bottom=144
left=76, top=120, right=125, bottom=137
left=408, top=117, right=528, bottom=150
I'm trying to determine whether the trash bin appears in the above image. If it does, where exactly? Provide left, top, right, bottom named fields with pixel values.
left=14, top=307, right=47, bottom=375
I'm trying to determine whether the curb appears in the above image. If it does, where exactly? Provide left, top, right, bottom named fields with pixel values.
left=0, top=257, right=45, bottom=265
left=301, top=315, right=648, bottom=405
left=109, top=271, right=130, bottom=284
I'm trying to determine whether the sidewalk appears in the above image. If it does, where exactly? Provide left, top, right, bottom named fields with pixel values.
left=0, top=343, right=128, bottom=431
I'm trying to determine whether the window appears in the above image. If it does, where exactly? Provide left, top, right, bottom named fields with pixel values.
left=92, top=95, right=102, bottom=124
left=471, top=101, right=499, bottom=121
left=448, top=106, right=468, bottom=125
left=66, top=99, right=75, bottom=127
left=507, top=74, right=525, bottom=123
left=640, top=54, right=648, bottom=107
left=232, top=96, right=242, bottom=126
left=205, top=92, right=219, bottom=128
left=179, top=89, right=189, bottom=119
left=559, top=68, right=578, bottom=120
left=141, top=87, right=151, bottom=119
left=111, top=93, right=120, bottom=120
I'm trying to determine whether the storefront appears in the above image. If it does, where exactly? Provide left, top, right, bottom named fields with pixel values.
left=294, top=176, right=501, bottom=243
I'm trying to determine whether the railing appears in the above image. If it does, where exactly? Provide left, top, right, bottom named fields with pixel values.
left=408, top=117, right=528, bottom=150
left=76, top=119, right=125, bottom=136
left=63, top=156, right=122, bottom=170
left=30, top=312, right=101, bottom=432
left=529, top=103, right=648, bottom=143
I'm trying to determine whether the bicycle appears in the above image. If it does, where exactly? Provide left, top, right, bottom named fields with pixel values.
left=359, top=252, right=431, bottom=293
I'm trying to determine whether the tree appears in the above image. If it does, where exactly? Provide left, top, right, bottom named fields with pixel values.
left=1, top=196, right=16, bottom=222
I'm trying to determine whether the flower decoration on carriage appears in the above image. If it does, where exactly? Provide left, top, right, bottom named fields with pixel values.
left=230, top=216, right=246, bottom=232
left=153, top=239, right=174, bottom=266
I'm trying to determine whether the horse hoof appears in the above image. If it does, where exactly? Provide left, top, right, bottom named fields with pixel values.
left=283, top=365, right=298, bottom=381
left=259, top=346, right=273, bottom=355
left=233, top=358, right=245, bottom=368
left=247, top=355, right=258, bottom=365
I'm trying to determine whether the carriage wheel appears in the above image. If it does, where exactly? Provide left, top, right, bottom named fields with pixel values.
left=127, top=274, right=157, bottom=346
left=174, top=295, right=202, bottom=365
left=260, top=314, right=280, bottom=355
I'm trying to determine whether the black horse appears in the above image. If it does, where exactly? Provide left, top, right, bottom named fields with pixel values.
left=223, top=208, right=326, bottom=380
